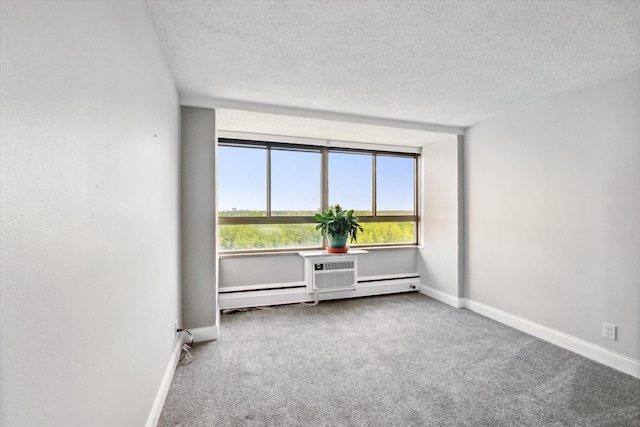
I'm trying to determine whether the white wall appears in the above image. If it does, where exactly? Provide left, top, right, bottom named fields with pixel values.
left=359, top=248, right=417, bottom=278
left=219, top=248, right=417, bottom=289
left=418, top=136, right=463, bottom=297
left=0, top=2, right=180, bottom=426
left=181, top=107, right=218, bottom=330
left=220, top=254, right=305, bottom=287
left=465, top=70, right=640, bottom=360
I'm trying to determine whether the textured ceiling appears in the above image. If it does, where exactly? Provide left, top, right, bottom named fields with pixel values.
left=145, top=0, right=640, bottom=128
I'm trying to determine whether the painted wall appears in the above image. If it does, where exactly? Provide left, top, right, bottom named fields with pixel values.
left=220, top=254, right=305, bottom=287
left=220, top=248, right=417, bottom=289
left=358, top=247, right=417, bottom=278
left=418, top=136, right=463, bottom=297
left=0, top=2, right=180, bottom=426
left=181, top=107, right=218, bottom=329
left=465, top=70, right=640, bottom=360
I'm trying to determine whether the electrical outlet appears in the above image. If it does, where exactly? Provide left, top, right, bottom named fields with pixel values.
left=603, top=323, right=617, bottom=341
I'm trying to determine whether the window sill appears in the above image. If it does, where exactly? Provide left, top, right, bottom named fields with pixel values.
left=218, top=244, right=420, bottom=259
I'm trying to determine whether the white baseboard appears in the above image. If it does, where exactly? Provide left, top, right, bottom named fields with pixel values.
left=219, top=279, right=420, bottom=310
left=188, top=324, right=219, bottom=342
left=416, top=286, right=639, bottom=378
left=216, top=303, right=220, bottom=338
left=419, top=284, right=464, bottom=308
left=145, top=334, right=183, bottom=427
left=465, top=299, right=640, bottom=379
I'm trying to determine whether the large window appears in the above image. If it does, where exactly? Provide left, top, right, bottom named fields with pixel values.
left=218, top=139, right=417, bottom=251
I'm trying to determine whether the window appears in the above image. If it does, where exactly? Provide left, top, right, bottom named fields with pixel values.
left=329, top=152, right=372, bottom=216
left=218, top=145, right=267, bottom=217
left=218, top=139, right=418, bottom=252
left=376, top=155, right=415, bottom=215
left=271, top=148, right=321, bottom=216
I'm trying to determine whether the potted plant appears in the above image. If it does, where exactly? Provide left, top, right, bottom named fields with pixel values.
left=314, top=204, right=364, bottom=253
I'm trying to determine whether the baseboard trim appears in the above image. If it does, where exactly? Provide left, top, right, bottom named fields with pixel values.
left=188, top=325, right=219, bottom=343
left=416, top=287, right=639, bottom=378
left=419, top=284, right=464, bottom=308
left=219, top=279, right=420, bottom=310
left=465, top=299, right=640, bottom=379
left=145, top=334, right=183, bottom=427
left=214, top=303, right=220, bottom=340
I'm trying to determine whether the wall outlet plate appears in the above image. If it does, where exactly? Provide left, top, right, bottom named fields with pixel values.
left=603, top=322, right=617, bottom=341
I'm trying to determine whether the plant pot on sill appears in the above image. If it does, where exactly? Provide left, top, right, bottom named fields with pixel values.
left=327, top=234, right=349, bottom=254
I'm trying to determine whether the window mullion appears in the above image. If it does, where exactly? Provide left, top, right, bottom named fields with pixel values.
left=321, top=147, right=329, bottom=248
left=266, top=147, right=271, bottom=218
left=414, top=155, right=418, bottom=216
left=321, top=147, right=329, bottom=212
left=372, top=154, right=377, bottom=217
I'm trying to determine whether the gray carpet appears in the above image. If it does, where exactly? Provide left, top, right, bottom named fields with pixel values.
left=158, top=293, right=640, bottom=426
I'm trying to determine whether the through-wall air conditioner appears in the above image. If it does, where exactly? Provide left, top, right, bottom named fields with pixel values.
left=305, top=255, right=358, bottom=294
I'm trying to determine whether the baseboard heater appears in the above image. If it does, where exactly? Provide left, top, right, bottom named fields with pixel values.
left=219, top=285, right=306, bottom=294
left=358, top=275, right=420, bottom=284
left=218, top=274, right=420, bottom=310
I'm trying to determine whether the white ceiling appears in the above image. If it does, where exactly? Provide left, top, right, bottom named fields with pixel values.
left=145, top=0, right=640, bottom=130
left=216, top=109, right=454, bottom=147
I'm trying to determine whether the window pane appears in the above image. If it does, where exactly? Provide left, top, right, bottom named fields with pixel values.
left=376, top=156, right=414, bottom=215
left=271, top=149, right=321, bottom=216
left=219, top=224, right=322, bottom=250
left=354, top=222, right=416, bottom=245
left=218, top=146, right=267, bottom=217
left=329, top=152, right=372, bottom=215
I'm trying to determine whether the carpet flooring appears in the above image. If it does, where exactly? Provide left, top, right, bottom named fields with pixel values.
left=158, top=293, right=640, bottom=426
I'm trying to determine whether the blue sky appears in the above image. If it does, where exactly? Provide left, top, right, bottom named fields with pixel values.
left=328, top=152, right=372, bottom=211
left=218, top=146, right=269, bottom=212
left=376, top=155, right=415, bottom=212
left=218, top=146, right=414, bottom=213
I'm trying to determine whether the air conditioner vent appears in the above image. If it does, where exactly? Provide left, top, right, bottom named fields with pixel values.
left=323, top=261, right=354, bottom=270
left=315, top=270, right=356, bottom=290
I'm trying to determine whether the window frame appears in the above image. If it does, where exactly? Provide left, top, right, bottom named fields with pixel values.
left=218, top=138, right=419, bottom=253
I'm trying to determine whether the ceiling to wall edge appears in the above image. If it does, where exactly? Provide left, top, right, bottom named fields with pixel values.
left=181, top=95, right=464, bottom=152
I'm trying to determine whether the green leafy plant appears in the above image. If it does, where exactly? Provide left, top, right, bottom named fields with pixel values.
left=314, top=204, right=364, bottom=243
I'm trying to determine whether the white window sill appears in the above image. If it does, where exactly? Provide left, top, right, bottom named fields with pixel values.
left=218, top=244, right=420, bottom=259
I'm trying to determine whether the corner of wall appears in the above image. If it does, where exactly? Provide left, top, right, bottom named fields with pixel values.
left=456, top=134, right=465, bottom=300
